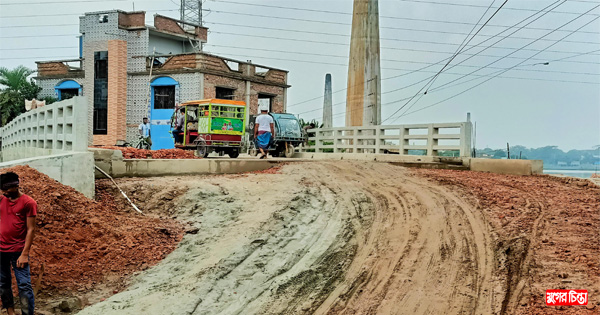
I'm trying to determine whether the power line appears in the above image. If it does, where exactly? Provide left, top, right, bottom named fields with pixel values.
left=382, top=0, right=568, bottom=123
left=1, top=2, right=598, bottom=36
left=426, top=0, right=507, bottom=94
left=0, top=0, right=128, bottom=5
left=398, top=0, right=600, bottom=16
left=390, top=8, right=600, bottom=123
left=286, top=0, right=574, bottom=110
left=207, top=0, right=599, bottom=34
left=415, top=6, right=600, bottom=111
left=0, top=24, right=79, bottom=28
left=205, top=44, right=600, bottom=74
left=383, top=0, right=512, bottom=123
left=205, top=43, right=600, bottom=66
left=209, top=30, right=599, bottom=57
left=0, top=46, right=77, bottom=51
left=203, top=21, right=600, bottom=47
left=0, top=34, right=80, bottom=39
left=202, top=8, right=600, bottom=36
left=206, top=50, right=599, bottom=85
left=292, top=3, right=598, bottom=120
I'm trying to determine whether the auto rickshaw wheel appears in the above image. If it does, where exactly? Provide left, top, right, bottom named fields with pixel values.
left=228, top=149, right=240, bottom=159
left=285, top=143, right=295, bottom=158
left=196, top=140, right=209, bottom=158
left=249, top=147, right=258, bottom=156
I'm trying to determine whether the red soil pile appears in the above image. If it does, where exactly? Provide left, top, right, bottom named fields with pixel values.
left=414, top=169, right=599, bottom=314
left=95, top=146, right=199, bottom=159
left=0, top=166, right=184, bottom=294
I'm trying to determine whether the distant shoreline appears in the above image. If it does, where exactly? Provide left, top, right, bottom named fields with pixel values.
left=543, top=169, right=598, bottom=179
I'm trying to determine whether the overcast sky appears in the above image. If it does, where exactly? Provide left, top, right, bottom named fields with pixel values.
left=1, top=0, right=598, bottom=150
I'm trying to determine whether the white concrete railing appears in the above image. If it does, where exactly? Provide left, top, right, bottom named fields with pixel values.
left=0, top=97, right=88, bottom=162
left=302, top=122, right=472, bottom=157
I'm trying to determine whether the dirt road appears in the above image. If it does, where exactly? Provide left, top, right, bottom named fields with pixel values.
left=79, top=161, right=508, bottom=315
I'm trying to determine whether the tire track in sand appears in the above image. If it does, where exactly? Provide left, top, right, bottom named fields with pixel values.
left=79, top=161, right=499, bottom=314
left=313, top=162, right=499, bottom=315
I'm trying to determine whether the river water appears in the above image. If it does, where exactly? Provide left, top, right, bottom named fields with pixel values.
left=543, top=170, right=598, bottom=178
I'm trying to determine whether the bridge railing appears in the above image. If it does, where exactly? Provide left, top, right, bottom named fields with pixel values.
left=0, top=97, right=88, bottom=162
left=301, top=121, right=472, bottom=157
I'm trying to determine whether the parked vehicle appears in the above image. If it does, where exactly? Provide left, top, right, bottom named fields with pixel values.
left=248, top=113, right=304, bottom=158
left=173, top=99, right=246, bottom=158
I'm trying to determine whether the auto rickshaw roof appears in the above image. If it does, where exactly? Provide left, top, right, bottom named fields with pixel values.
left=180, top=99, right=246, bottom=107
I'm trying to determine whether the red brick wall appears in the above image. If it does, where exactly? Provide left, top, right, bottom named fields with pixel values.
left=160, top=54, right=197, bottom=70
left=263, top=70, right=287, bottom=85
left=37, top=62, right=69, bottom=76
left=93, top=40, right=127, bottom=146
left=154, top=15, right=185, bottom=35
left=250, top=83, right=285, bottom=115
left=118, top=12, right=145, bottom=28
left=195, top=27, right=208, bottom=42
left=198, top=55, right=231, bottom=72
left=204, top=74, right=246, bottom=100
left=203, top=74, right=285, bottom=115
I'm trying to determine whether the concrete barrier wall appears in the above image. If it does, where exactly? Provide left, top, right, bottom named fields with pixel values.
left=0, top=152, right=95, bottom=198
left=0, top=97, right=94, bottom=197
left=91, top=148, right=278, bottom=178
left=465, top=158, right=544, bottom=176
left=0, top=97, right=88, bottom=162
left=296, top=153, right=543, bottom=176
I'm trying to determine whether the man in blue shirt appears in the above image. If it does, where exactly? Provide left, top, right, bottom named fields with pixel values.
left=138, top=117, right=152, bottom=147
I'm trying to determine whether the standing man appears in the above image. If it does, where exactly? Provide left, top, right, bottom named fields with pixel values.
left=0, top=172, right=37, bottom=315
left=254, top=106, right=274, bottom=159
left=172, top=108, right=185, bottom=145
left=138, top=117, right=152, bottom=148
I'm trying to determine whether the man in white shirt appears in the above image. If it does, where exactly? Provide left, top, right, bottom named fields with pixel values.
left=138, top=117, right=152, bottom=147
left=254, top=107, right=274, bottom=159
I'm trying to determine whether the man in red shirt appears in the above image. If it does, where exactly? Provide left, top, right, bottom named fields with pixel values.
left=0, top=172, right=36, bottom=315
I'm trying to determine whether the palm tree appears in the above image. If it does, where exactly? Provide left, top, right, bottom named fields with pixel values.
left=0, top=65, right=35, bottom=92
left=0, top=66, right=40, bottom=125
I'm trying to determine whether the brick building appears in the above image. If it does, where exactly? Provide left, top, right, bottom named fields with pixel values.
left=36, top=10, right=290, bottom=149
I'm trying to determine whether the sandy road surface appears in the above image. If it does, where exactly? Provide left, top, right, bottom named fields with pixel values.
left=79, top=161, right=501, bottom=315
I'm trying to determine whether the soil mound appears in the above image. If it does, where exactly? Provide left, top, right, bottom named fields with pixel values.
left=0, top=166, right=184, bottom=294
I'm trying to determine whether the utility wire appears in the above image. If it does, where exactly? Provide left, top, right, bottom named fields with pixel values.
left=210, top=31, right=598, bottom=61
left=0, top=46, right=77, bottom=51
left=2, top=3, right=598, bottom=35
left=205, top=43, right=600, bottom=66
left=202, top=21, right=600, bottom=46
left=294, top=4, right=600, bottom=120
left=206, top=0, right=599, bottom=34
left=204, top=44, right=600, bottom=74
left=425, top=0, right=506, bottom=94
left=390, top=11, right=600, bottom=123
left=202, top=8, right=600, bottom=35
left=400, top=2, right=600, bottom=119
left=206, top=50, right=599, bottom=86
left=0, top=0, right=128, bottom=5
left=382, top=0, right=567, bottom=123
left=398, top=0, right=600, bottom=16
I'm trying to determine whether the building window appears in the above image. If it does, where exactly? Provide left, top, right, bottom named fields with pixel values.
left=258, top=93, right=273, bottom=112
left=216, top=87, right=235, bottom=100
left=93, top=51, right=108, bottom=135
left=59, top=89, right=79, bottom=100
left=153, top=86, right=175, bottom=109
left=94, top=51, right=108, bottom=79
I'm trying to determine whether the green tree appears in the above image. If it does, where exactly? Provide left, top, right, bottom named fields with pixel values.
left=0, top=66, right=42, bottom=126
